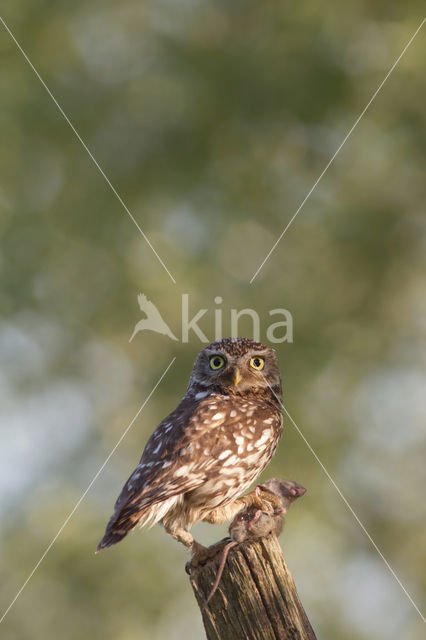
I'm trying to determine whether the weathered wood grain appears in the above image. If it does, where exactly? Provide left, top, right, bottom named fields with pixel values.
left=189, top=534, right=316, bottom=640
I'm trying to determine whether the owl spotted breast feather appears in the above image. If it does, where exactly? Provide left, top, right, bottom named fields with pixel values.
left=97, top=337, right=284, bottom=561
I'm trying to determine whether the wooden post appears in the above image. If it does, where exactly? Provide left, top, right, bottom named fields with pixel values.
left=188, top=534, right=316, bottom=640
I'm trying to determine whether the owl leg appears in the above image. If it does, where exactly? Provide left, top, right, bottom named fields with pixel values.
left=162, top=520, right=215, bottom=564
left=202, top=487, right=282, bottom=525
left=202, top=501, right=246, bottom=524
left=162, top=520, right=230, bottom=569
left=162, top=521, right=195, bottom=549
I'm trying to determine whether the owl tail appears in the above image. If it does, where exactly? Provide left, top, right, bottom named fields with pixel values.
left=96, top=512, right=140, bottom=553
left=96, top=531, right=127, bottom=552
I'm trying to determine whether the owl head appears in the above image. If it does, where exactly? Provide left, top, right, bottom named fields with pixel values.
left=188, top=337, right=282, bottom=401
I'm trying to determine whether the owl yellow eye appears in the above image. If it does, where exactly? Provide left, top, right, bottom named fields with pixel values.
left=210, top=355, right=225, bottom=370
left=250, top=356, right=264, bottom=370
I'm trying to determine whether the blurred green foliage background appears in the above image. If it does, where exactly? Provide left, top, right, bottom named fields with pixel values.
left=0, top=2, right=425, bottom=639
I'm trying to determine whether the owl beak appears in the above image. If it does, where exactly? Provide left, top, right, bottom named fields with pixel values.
left=232, top=368, right=242, bottom=387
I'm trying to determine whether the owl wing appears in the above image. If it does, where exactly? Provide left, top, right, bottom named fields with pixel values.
left=106, top=399, right=232, bottom=513
left=129, top=395, right=280, bottom=505
left=97, top=395, right=279, bottom=550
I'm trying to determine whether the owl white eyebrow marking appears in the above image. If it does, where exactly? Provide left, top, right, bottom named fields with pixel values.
left=249, top=19, right=425, bottom=283
left=0, top=357, right=176, bottom=625
left=205, top=350, right=227, bottom=358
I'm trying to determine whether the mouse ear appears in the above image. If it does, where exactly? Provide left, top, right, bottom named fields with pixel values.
left=294, top=484, right=306, bottom=497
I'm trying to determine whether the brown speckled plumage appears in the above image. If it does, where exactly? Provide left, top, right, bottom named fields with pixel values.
left=97, top=337, right=283, bottom=553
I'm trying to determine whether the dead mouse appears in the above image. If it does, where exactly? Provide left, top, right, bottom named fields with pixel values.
left=204, top=479, right=306, bottom=607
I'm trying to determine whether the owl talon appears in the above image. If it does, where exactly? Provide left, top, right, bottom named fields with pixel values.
left=241, top=486, right=282, bottom=513
left=257, top=486, right=284, bottom=511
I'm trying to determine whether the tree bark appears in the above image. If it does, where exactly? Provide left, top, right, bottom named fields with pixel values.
left=189, top=534, right=316, bottom=640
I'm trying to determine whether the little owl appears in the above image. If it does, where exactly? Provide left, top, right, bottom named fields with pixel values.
left=97, top=337, right=283, bottom=560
